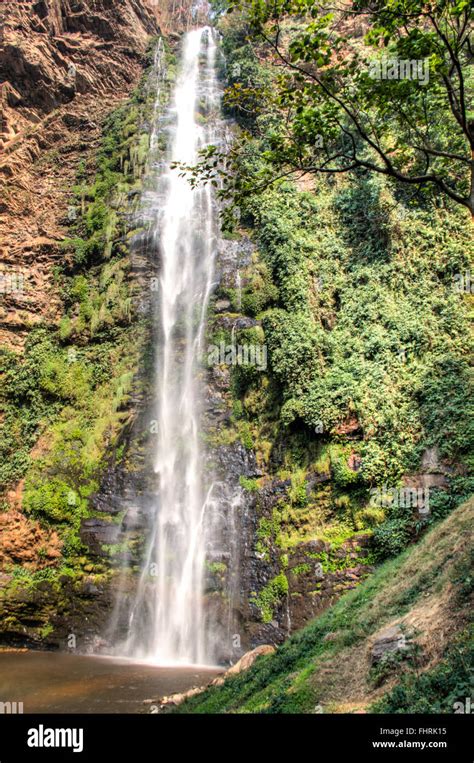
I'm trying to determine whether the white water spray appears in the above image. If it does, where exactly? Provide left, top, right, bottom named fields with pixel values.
left=119, top=27, right=221, bottom=665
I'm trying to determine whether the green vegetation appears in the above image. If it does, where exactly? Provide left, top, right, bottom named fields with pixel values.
left=204, top=9, right=473, bottom=570
left=251, top=572, right=289, bottom=623
left=1, top=6, right=471, bottom=712
left=255, top=512, right=281, bottom=561
left=0, top=37, right=175, bottom=579
left=213, top=0, right=474, bottom=215
left=371, top=632, right=474, bottom=713
left=239, top=476, right=259, bottom=492
left=176, top=497, right=473, bottom=713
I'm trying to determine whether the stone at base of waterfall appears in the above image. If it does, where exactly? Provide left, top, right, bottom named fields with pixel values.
left=211, top=644, right=276, bottom=687
left=371, top=625, right=407, bottom=664
left=153, top=686, right=204, bottom=708
left=148, top=645, right=276, bottom=711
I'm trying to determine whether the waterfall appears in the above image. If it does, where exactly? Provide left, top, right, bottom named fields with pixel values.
left=236, top=271, right=242, bottom=311
left=113, top=27, right=222, bottom=666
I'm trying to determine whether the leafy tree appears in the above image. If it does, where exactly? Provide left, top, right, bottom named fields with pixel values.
left=210, top=0, right=474, bottom=216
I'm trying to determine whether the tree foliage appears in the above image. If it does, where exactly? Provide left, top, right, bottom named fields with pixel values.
left=209, top=0, right=474, bottom=215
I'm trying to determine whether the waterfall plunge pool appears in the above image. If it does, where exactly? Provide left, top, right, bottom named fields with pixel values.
left=0, top=651, right=221, bottom=713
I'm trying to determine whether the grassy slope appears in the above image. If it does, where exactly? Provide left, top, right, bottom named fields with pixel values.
left=177, top=496, right=473, bottom=713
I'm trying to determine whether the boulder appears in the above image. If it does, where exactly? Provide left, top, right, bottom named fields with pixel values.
left=323, top=631, right=339, bottom=643
left=215, top=298, right=231, bottom=313
left=371, top=625, right=407, bottom=664
left=226, top=644, right=275, bottom=675
left=151, top=645, right=276, bottom=710
left=80, top=518, right=120, bottom=556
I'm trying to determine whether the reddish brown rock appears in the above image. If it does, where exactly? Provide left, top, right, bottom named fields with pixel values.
left=0, top=508, right=62, bottom=569
left=334, top=415, right=361, bottom=436
left=0, top=0, right=161, bottom=350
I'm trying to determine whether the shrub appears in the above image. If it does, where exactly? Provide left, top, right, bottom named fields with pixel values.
left=252, top=573, right=289, bottom=623
left=23, top=478, right=77, bottom=523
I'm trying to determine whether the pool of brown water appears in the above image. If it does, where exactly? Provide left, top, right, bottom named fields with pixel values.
left=0, top=651, right=221, bottom=713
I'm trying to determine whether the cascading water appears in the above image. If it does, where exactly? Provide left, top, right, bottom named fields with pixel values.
left=111, top=27, right=224, bottom=666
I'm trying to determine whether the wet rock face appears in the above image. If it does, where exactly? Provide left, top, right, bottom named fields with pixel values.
left=285, top=536, right=373, bottom=634
left=80, top=519, right=121, bottom=557
left=403, top=446, right=451, bottom=499
left=0, top=571, right=114, bottom=651
left=0, top=1, right=163, bottom=649
left=230, top=475, right=374, bottom=648
left=197, top=235, right=377, bottom=656
left=216, top=237, right=254, bottom=288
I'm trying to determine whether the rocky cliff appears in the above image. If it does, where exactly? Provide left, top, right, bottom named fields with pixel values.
left=0, top=0, right=163, bottom=647
left=0, top=4, right=376, bottom=654
left=1, top=3, right=470, bottom=670
left=0, top=0, right=161, bottom=350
